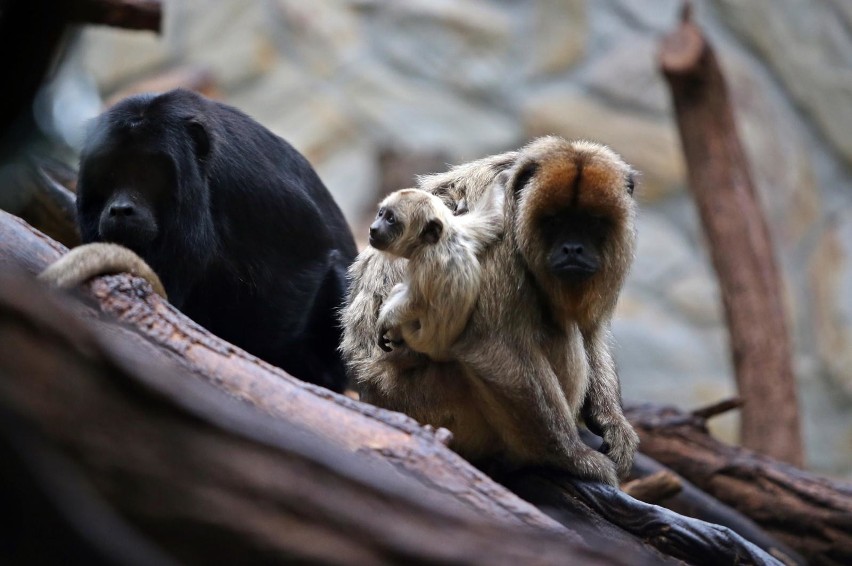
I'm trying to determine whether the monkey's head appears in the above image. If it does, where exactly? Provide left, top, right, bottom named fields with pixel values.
left=76, top=90, right=218, bottom=295
left=369, top=189, right=447, bottom=259
left=510, top=137, right=637, bottom=324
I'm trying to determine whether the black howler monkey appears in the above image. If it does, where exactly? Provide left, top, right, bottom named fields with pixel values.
left=75, top=89, right=356, bottom=391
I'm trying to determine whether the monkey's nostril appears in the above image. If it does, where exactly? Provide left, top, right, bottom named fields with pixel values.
left=563, top=244, right=583, bottom=255
left=369, top=227, right=377, bottom=236
left=109, top=204, right=135, bottom=217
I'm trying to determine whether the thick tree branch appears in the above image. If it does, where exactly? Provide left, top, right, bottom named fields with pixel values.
left=627, top=403, right=852, bottom=566
left=659, top=2, right=803, bottom=465
left=0, top=209, right=787, bottom=565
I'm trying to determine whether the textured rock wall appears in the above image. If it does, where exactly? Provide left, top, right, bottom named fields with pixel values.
left=69, top=0, right=852, bottom=476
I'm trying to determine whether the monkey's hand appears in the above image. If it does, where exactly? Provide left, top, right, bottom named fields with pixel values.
left=598, top=418, right=639, bottom=479
left=378, top=327, right=393, bottom=352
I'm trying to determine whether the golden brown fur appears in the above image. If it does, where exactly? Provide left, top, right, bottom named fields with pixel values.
left=372, top=185, right=504, bottom=361
left=38, top=242, right=167, bottom=299
left=341, top=137, right=638, bottom=485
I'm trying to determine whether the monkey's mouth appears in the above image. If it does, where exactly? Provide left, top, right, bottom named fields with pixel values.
left=368, top=234, right=389, bottom=250
left=99, top=222, right=157, bottom=253
left=550, top=261, right=597, bottom=281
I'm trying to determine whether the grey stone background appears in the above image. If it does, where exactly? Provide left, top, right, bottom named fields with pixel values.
left=47, top=1, right=851, bottom=477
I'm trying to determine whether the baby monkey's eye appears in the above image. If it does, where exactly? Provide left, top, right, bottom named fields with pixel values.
left=385, top=211, right=395, bottom=224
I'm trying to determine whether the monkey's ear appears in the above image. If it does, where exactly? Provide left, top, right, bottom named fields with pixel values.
left=421, top=219, right=443, bottom=244
left=187, top=119, right=211, bottom=161
left=510, top=162, right=539, bottom=194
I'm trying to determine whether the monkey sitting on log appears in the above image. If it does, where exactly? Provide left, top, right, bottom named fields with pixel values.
left=368, top=185, right=504, bottom=361
left=342, top=137, right=638, bottom=485
left=39, top=89, right=356, bottom=392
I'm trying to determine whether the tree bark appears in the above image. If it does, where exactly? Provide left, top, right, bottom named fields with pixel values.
left=658, top=4, right=803, bottom=465
left=621, top=470, right=682, bottom=504
left=0, top=208, right=786, bottom=565
left=627, top=403, right=852, bottom=566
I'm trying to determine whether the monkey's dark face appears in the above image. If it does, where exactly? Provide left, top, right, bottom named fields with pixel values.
left=77, top=91, right=215, bottom=266
left=511, top=137, right=637, bottom=322
left=541, top=211, right=609, bottom=283
left=369, top=205, right=402, bottom=252
left=80, top=153, right=174, bottom=253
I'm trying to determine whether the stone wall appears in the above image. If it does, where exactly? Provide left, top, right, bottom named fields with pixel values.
left=66, top=0, right=852, bottom=476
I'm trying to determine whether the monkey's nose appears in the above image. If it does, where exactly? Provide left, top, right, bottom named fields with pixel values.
left=563, top=244, right=584, bottom=256
left=369, top=226, right=377, bottom=237
left=109, top=203, right=135, bottom=217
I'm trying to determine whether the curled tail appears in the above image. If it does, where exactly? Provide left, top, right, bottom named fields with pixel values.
left=38, top=242, right=167, bottom=299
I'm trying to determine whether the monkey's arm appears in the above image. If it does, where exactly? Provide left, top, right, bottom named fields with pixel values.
left=581, top=327, right=639, bottom=479
left=376, top=283, right=418, bottom=352
left=457, top=183, right=505, bottom=256
left=38, top=243, right=167, bottom=299
left=459, top=339, right=618, bottom=486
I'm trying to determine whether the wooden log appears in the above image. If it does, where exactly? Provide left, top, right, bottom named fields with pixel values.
left=631, top=453, right=805, bottom=566
left=69, top=0, right=162, bottom=33
left=621, top=471, right=682, bottom=504
left=0, top=208, right=786, bottom=565
left=105, top=66, right=220, bottom=108
left=0, top=159, right=80, bottom=248
left=0, top=270, right=631, bottom=565
left=627, top=403, right=852, bottom=566
left=659, top=3, right=803, bottom=465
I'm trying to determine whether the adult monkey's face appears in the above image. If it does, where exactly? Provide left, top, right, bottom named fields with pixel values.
left=80, top=152, right=173, bottom=253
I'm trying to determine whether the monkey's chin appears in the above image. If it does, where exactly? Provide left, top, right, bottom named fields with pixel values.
left=98, top=227, right=156, bottom=256
left=550, top=264, right=597, bottom=283
left=368, top=236, right=388, bottom=251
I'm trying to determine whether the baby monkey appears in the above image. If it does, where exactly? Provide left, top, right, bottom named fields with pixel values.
left=369, top=185, right=504, bottom=361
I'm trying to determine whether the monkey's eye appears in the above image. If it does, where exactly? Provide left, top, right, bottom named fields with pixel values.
left=385, top=211, right=396, bottom=224
left=626, top=173, right=635, bottom=196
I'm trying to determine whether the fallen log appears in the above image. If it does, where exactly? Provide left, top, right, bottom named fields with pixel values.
left=0, top=208, right=786, bottom=564
left=0, top=270, right=631, bottom=565
left=659, top=2, right=803, bottom=465
left=627, top=403, right=852, bottom=566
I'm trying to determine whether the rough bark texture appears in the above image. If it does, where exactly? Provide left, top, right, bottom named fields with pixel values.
left=659, top=4, right=803, bottom=465
left=0, top=208, right=786, bottom=565
left=627, top=403, right=852, bottom=566
left=1, top=272, right=636, bottom=565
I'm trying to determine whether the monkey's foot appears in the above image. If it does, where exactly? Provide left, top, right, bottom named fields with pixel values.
left=557, top=449, right=619, bottom=486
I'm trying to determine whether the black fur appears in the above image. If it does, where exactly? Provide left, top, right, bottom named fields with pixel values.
left=76, top=89, right=357, bottom=392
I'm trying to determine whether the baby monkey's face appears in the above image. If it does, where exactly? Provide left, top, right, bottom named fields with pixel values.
left=368, top=202, right=403, bottom=252
left=369, top=189, right=442, bottom=259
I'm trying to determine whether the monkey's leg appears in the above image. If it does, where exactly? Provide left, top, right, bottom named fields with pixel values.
left=462, top=342, right=618, bottom=486
left=581, top=328, right=639, bottom=479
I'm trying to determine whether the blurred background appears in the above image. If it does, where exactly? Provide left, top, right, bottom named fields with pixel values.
left=18, top=0, right=852, bottom=477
